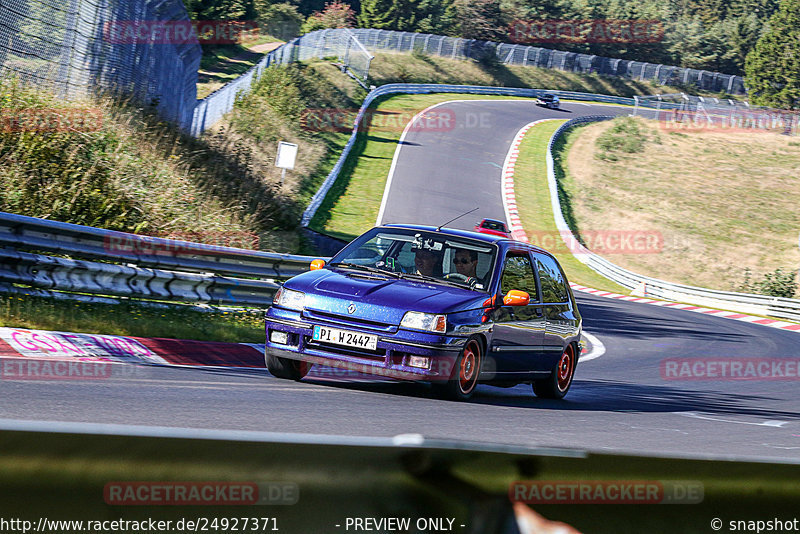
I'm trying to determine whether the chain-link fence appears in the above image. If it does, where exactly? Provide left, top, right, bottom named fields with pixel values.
left=0, top=0, right=200, bottom=127
left=348, top=28, right=746, bottom=95
left=191, top=28, right=372, bottom=135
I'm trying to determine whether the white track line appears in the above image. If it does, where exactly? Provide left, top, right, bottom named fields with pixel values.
left=580, top=331, right=605, bottom=362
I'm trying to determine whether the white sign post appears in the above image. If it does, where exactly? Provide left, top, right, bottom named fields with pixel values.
left=275, top=141, right=298, bottom=185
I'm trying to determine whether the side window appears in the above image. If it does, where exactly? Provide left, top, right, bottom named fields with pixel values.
left=536, top=254, right=569, bottom=303
left=500, top=253, right=538, bottom=301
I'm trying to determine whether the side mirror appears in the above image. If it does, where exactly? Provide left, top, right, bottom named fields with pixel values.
left=503, top=290, right=530, bottom=306
left=310, top=259, right=326, bottom=271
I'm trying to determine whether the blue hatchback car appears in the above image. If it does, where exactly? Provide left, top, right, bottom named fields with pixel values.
left=265, top=225, right=582, bottom=400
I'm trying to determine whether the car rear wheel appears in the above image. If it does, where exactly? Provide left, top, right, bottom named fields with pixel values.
left=266, top=353, right=311, bottom=381
left=532, top=344, right=576, bottom=399
left=440, top=338, right=483, bottom=401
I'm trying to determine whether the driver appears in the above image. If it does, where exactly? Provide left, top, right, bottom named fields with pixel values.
left=452, top=248, right=487, bottom=287
left=453, top=248, right=479, bottom=278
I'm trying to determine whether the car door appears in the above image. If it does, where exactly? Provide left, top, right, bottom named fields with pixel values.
left=534, top=253, right=579, bottom=367
left=488, top=250, right=546, bottom=377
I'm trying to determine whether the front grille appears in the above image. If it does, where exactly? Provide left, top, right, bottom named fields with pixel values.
left=303, top=309, right=396, bottom=332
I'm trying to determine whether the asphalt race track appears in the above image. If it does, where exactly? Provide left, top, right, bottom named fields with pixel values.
left=3, top=100, right=800, bottom=463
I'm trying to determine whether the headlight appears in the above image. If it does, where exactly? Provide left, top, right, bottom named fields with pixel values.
left=400, top=311, right=446, bottom=333
left=273, top=287, right=306, bottom=311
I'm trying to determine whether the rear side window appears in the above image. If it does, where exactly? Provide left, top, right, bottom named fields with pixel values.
left=500, top=253, right=538, bottom=301
left=536, top=255, right=569, bottom=303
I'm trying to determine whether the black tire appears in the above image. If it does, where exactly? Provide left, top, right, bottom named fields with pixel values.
left=266, top=353, right=311, bottom=381
left=532, top=343, right=576, bottom=399
left=440, top=337, right=483, bottom=401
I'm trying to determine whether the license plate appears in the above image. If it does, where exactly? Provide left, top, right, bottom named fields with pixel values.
left=312, top=326, right=378, bottom=351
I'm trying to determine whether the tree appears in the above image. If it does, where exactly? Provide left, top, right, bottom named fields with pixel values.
left=256, top=2, right=305, bottom=40
left=451, top=0, right=505, bottom=40
left=301, top=1, right=356, bottom=32
left=358, top=0, right=453, bottom=32
left=184, top=0, right=254, bottom=20
left=358, top=0, right=403, bottom=29
left=745, top=0, right=800, bottom=108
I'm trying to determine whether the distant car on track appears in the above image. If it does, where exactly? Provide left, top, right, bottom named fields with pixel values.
left=536, top=93, right=560, bottom=109
left=265, top=225, right=582, bottom=401
left=474, top=218, right=511, bottom=238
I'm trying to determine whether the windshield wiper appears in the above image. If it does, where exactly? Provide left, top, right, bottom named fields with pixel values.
left=328, top=262, right=403, bottom=278
left=399, top=272, right=467, bottom=289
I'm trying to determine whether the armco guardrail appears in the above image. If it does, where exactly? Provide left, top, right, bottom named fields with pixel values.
left=0, top=212, right=318, bottom=307
left=544, top=117, right=800, bottom=322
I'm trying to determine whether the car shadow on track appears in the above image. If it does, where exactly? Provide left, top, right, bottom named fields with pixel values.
left=576, top=299, right=753, bottom=341
left=169, top=364, right=800, bottom=421
left=292, top=372, right=800, bottom=421
left=470, top=378, right=800, bottom=419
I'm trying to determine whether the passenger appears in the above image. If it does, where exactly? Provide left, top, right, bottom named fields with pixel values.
left=414, top=248, right=440, bottom=277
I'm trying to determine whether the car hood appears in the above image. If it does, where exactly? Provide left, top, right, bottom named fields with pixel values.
left=284, top=268, right=489, bottom=325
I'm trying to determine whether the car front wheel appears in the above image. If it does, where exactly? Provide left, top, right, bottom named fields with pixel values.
left=440, top=337, right=483, bottom=401
left=532, top=344, right=576, bottom=399
left=266, top=353, right=311, bottom=381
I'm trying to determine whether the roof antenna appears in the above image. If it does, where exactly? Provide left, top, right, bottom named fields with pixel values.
left=437, top=207, right=479, bottom=231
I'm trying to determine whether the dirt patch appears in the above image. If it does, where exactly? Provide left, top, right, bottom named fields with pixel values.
left=563, top=118, right=800, bottom=294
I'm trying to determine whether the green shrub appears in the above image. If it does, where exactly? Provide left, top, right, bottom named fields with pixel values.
left=739, top=268, right=798, bottom=298
left=594, top=116, right=661, bottom=161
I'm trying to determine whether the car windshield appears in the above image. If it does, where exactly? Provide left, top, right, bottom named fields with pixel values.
left=482, top=220, right=506, bottom=231
left=541, top=94, right=555, bottom=101
left=329, top=228, right=497, bottom=292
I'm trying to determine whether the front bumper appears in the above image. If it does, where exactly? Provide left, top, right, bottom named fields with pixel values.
left=265, top=312, right=467, bottom=382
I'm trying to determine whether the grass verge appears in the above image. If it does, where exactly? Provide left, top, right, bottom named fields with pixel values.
left=560, top=117, right=800, bottom=297
left=512, top=121, right=629, bottom=293
left=0, top=295, right=264, bottom=343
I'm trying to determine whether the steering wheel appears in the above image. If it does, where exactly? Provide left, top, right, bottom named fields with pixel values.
left=444, top=273, right=475, bottom=285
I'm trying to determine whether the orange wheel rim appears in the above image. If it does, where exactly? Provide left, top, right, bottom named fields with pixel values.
left=459, top=340, right=481, bottom=395
left=557, top=346, right=573, bottom=392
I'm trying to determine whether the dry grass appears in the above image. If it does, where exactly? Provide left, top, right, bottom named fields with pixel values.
left=562, top=117, right=800, bottom=294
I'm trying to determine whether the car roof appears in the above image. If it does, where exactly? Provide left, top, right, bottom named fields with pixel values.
left=380, top=223, right=554, bottom=256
